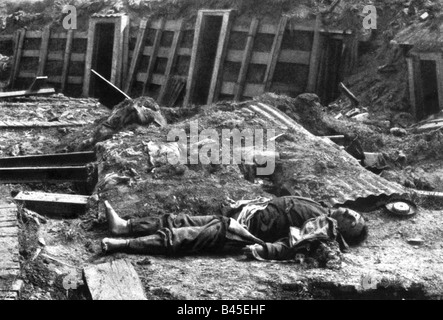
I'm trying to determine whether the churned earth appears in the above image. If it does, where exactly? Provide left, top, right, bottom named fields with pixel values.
left=1, top=93, right=442, bottom=300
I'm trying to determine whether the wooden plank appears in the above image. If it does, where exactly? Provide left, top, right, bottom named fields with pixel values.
left=278, top=49, right=311, bottom=65
left=0, top=88, right=55, bottom=99
left=184, top=11, right=205, bottom=106
left=84, top=259, right=147, bottom=300
left=124, top=19, right=149, bottom=94
left=307, top=15, right=322, bottom=92
left=207, top=11, right=233, bottom=104
left=0, top=227, right=17, bottom=237
left=37, top=25, right=51, bottom=76
left=73, top=32, right=88, bottom=39
left=25, top=31, right=42, bottom=38
left=48, top=76, right=75, bottom=84
left=243, top=83, right=264, bottom=98
left=235, top=17, right=259, bottom=101
left=0, top=35, right=14, bottom=41
left=50, top=32, right=68, bottom=39
left=142, top=18, right=166, bottom=96
left=61, top=29, right=74, bottom=93
left=221, top=81, right=236, bottom=95
left=0, top=151, right=96, bottom=168
left=15, top=191, right=89, bottom=206
left=0, top=166, right=89, bottom=184
left=158, top=19, right=184, bottom=104
left=263, top=16, right=288, bottom=91
left=18, top=71, right=36, bottom=78
left=164, top=19, right=183, bottom=31
left=21, top=50, right=40, bottom=58
left=10, top=29, right=26, bottom=89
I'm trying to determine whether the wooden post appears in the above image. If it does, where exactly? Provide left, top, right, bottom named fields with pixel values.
left=37, top=26, right=51, bottom=76
left=207, top=11, right=233, bottom=104
left=142, top=18, right=165, bottom=96
left=61, top=29, right=74, bottom=93
left=307, top=14, right=322, bottom=92
left=121, top=15, right=130, bottom=86
left=10, top=29, right=26, bottom=89
left=158, top=19, right=184, bottom=104
left=82, top=19, right=96, bottom=97
left=234, top=18, right=259, bottom=101
left=406, top=57, right=417, bottom=118
left=124, top=19, right=148, bottom=94
left=184, top=11, right=205, bottom=106
left=263, top=16, right=288, bottom=91
left=412, top=55, right=424, bottom=120
left=435, top=54, right=443, bottom=112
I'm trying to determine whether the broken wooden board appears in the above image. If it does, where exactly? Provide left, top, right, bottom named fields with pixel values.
left=14, top=191, right=89, bottom=217
left=84, top=259, right=147, bottom=300
left=0, top=205, right=22, bottom=300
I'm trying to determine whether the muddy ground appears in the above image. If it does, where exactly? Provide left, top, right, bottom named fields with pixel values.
left=1, top=93, right=443, bottom=300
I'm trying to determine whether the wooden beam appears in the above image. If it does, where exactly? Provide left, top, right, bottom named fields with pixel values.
left=37, top=25, right=51, bottom=76
left=9, top=29, right=26, bottom=89
left=142, top=18, right=166, bottom=96
left=0, top=166, right=89, bottom=184
left=184, top=11, right=205, bottom=106
left=0, top=151, right=96, bottom=168
left=235, top=17, right=259, bottom=101
left=307, top=15, right=322, bottom=92
left=61, top=29, right=74, bottom=93
left=158, top=19, right=184, bottom=104
left=263, top=16, right=288, bottom=91
left=207, top=10, right=233, bottom=104
left=124, top=19, right=149, bottom=94
left=84, top=259, right=147, bottom=300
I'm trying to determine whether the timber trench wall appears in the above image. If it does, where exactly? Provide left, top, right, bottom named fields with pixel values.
left=0, top=11, right=353, bottom=106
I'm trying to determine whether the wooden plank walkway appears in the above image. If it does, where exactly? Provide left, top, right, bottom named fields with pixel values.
left=0, top=120, right=89, bottom=129
left=0, top=203, right=22, bottom=300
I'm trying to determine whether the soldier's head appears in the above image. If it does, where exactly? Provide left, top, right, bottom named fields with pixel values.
left=330, top=207, right=368, bottom=245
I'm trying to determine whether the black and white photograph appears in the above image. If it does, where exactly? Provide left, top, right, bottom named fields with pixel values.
left=0, top=0, right=442, bottom=307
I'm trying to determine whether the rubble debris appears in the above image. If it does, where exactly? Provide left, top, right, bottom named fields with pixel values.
left=80, top=96, right=167, bottom=150
left=352, top=113, right=370, bottom=122
left=390, top=127, right=408, bottom=137
left=83, top=259, right=147, bottom=300
left=363, top=152, right=389, bottom=172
